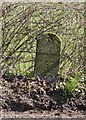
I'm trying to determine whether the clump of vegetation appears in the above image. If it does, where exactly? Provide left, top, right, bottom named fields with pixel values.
left=64, top=75, right=85, bottom=97
left=64, top=77, right=79, bottom=96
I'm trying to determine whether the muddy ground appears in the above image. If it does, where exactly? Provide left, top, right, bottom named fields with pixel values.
left=0, top=76, right=86, bottom=118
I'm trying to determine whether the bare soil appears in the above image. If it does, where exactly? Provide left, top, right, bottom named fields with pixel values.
left=0, top=76, right=86, bottom=118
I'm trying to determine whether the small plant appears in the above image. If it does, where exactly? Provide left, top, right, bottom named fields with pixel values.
left=2, top=72, right=15, bottom=80
left=64, top=77, right=79, bottom=96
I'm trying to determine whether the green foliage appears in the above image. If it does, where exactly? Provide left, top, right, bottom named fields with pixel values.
left=3, top=71, right=15, bottom=80
left=24, top=71, right=34, bottom=78
left=65, top=77, right=79, bottom=96
left=1, top=3, right=84, bottom=78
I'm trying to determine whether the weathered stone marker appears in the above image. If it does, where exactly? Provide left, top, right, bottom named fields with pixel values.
left=34, top=32, right=61, bottom=77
